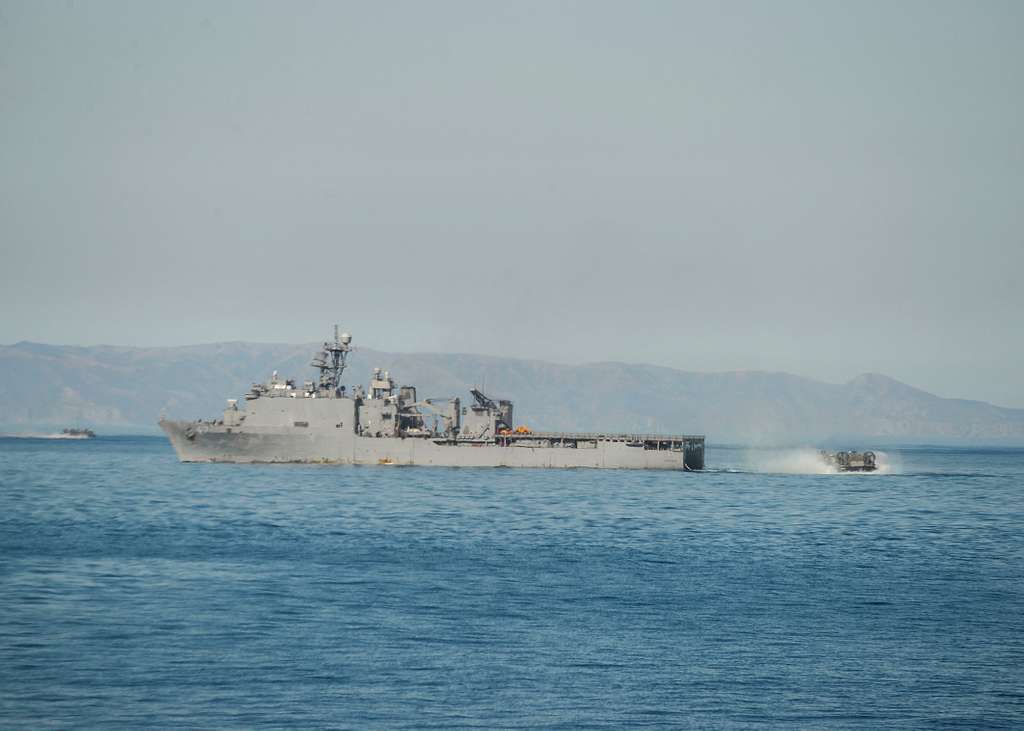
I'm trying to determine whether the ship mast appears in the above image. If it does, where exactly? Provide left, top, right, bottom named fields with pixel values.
left=310, top=325, right=352, bottom=396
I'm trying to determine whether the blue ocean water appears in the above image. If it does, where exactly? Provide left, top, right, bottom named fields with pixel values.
left=0, top=437, right=1022, bottom=729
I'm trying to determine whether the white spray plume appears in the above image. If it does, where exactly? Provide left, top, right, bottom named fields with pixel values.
left=746, top=449, right=895, bottom=475
left=748, top=448, right=837, bottom=474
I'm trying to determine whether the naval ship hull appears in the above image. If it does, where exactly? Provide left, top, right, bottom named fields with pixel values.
left=160, top=326, right=705, bottom=471
left=160, top=420, right=704, bottom=470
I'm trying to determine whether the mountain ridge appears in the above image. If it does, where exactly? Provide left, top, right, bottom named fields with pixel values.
left=2, top=340, right=1022, bottom=445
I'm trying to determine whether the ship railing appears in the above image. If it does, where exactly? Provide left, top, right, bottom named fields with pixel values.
left=504, top=431, right=704, bottom=443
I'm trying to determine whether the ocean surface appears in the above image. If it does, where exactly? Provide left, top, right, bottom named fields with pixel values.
left=1, top=437, right=1022, bottom=729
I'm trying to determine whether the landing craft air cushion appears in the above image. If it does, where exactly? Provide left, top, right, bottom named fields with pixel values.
left=820, top=450, right=877, bottom=472
left=160, top=328, right=705, bottom=470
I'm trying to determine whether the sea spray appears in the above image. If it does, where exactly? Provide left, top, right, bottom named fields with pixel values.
left=747, top=448, right=895, bottom=474
left=748, top=448, right=838, bottom=474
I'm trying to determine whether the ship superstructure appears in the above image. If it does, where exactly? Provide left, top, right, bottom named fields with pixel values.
left=160, top=327, right=705, bottom=470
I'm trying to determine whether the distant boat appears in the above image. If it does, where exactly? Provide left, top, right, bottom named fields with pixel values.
left=61, top=428, right=96, bottom=439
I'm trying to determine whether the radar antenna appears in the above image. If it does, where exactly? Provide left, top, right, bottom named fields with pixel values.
left=310, top=325, right=352, bottom=396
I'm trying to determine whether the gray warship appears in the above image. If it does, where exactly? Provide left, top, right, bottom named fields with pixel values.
left=160, top=328, right=705, bottom=470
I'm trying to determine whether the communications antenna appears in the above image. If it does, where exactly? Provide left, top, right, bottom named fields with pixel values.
left=310, top=325, right=352, bottom=396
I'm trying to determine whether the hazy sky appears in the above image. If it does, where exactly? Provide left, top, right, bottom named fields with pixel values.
left=1, top=1, right=1021, bottom=406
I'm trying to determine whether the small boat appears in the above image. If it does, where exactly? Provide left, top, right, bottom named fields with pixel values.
left=820, top=450, right=876, bottom=472
left=61, top=428, right=96, bottom=439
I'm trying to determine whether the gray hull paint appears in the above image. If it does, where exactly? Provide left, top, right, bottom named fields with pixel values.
left=160, top=420, right=697, bottom=470
left=159, top=328, right=705, bottom=471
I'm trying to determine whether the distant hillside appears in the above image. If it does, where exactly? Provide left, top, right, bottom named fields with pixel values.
left=2, top=341, right=1023, bottom=444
